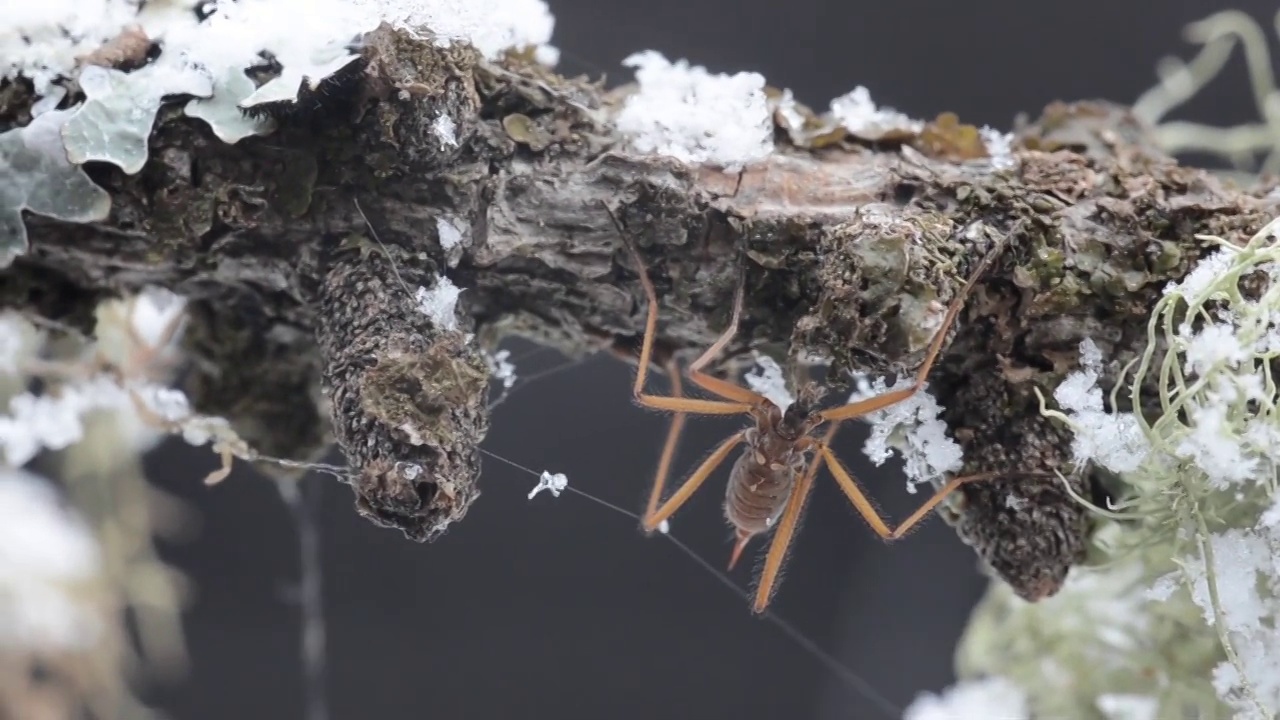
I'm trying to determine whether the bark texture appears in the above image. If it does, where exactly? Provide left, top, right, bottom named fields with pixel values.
left=3, top=24, right=1278, bottom=591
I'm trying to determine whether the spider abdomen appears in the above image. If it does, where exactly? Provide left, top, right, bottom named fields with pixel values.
left=724, top=448, right=798, bottom=536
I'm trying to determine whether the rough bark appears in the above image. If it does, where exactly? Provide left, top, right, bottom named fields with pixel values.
left=3, top=24, right=1277, bottom=590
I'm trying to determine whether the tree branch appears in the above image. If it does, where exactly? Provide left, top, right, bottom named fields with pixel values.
left=3, top=24, right=1277, bottom=593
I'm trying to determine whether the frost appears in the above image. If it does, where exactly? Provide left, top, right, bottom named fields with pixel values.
left=0, top=108, right=112, bottom=267
left=436, top=215, right=467, bottom=266
left=366, top=0, right=556, bottom=60
left=0, top=377, right=131, bottom=467
left=433, top=113, right=459, bottom=148
left=0, top=468, right=103, bottom=650
left=828, top=86, right=923, bottom=141
left=850, top=377, right=963, bottom=494
left=528, top=470, right=567, bottom=499
left=1180, top=526, right=1280, bottom=717
left=1049, top=338, right=1150, bottom=474
left=1164, top=246, right=1238, bottom=299
left=184, top=68, right=277, bottom=143
left=615, top=50, right=773, bottom=170
left=742, top=353, right=793, bottom=411
left=485, top=349, right=517, bottom=389
left=904, top=676, right=1029, bottom=720
left=0, top=0, right=143, bottom=95
left=415, top=278, right=463, bottom=331
left=980, top=126, right=1016, bottom=170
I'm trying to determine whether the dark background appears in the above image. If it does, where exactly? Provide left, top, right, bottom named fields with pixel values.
left=140, top=1, right=1266, bottom=719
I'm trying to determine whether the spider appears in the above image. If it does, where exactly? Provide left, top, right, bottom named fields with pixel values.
left=607, top=207, right=1010, bottom=613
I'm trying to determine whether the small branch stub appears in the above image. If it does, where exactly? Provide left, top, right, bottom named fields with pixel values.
left=316, top=239, right=489, bottom=541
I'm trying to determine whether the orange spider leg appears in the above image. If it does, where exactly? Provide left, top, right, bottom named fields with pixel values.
left=641, top=430, right=747, bottom=532
left=816, top=443, right=1005, bottom=539
left=749, top=424, right=838, bottom=613
left=644, top=358, right=689, bottom=523
left=819, top=233, right=1009, bottom=424
left=604, top=202, right=763, bottom=414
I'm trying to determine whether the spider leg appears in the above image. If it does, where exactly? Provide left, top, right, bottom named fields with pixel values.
left=814, top=443, right=1004, bottom=540
left=644, top=358, right=689, bottom=523
left=641, top=430, right=747, bottom=532
left=819, top=232, right=1009, bottom=423
left=603, top=202, right=764, bottom=412
left=749, top=424, right=836, bottom=613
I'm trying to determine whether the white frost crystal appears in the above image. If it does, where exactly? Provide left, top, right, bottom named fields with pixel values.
left=615, top=50, right=773, bottom=170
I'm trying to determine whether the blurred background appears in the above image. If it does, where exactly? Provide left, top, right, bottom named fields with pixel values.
left=103, top=0, right=1274, bottom=718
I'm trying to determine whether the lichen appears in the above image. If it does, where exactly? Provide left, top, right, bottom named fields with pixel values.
left=61, top=64, right=211, bottom=174
left=0, top=108, right=111, bottom=267
left=184, top=68, right=276, bottom=143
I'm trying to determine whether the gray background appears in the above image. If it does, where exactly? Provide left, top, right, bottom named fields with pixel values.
left=142, top=0, right=1263, bottom=718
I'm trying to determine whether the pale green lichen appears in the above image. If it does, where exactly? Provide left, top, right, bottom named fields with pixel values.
left=184, top=68, right=277, bottom=143
left=0, top=108, right=112, bottom=268
left=62, top=64, right=212, bottom=175
left=954, top=217, right=1280, bottom=720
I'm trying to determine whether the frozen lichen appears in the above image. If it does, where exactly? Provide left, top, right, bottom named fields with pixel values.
left=615, top=50, right=773, bottom=170
left=0, top=108, right=112, bottom=267
left=963, top=216, right=1280, bottom=719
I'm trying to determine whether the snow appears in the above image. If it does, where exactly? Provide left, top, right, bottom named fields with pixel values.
left=980, top=126, right=1016, bottom=169
left=615, top=50, right=773, bottom=170
left=743, top=353, right=794, bottom=411
left=828, top=86, right=922, bottom=140
left=433, top=113, right=459, bottom=148
left=366, top=0, right=555, bottom=59
left=1164, top=246, right=1238, bottom=299
left=904, top=676, right=1030, bottom=720
left=415, top=278, right=463, bottom=332
left=0, top=377, right=132, bottom=467
left=4, top=0, right=558, bottom=102
left=0, top=468, right=103, bottom=650
left=528, top=470, right=567, bottom=500
left=1051, top=338, right=1150, bottom=475
left=437, top=216, right=465, bottom=251
left=849, top=377, right=964, bottom=494
left=485, top=349, right=518, bottom=389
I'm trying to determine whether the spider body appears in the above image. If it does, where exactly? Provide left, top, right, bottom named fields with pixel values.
left=605, top=204, right=1011, bottom=613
